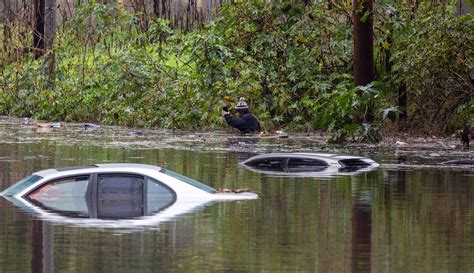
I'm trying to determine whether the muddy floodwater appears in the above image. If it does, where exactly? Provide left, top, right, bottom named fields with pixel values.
left=0, top=117, right=472, bottom=273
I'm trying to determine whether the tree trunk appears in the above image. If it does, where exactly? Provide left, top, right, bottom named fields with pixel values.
left=398, top=83, right=407, bottom=131
left=161, top=0, right=167, bottom=19
left=44, top=0, right=56, bottom=52
left=353, top=0, right=374, bottom=123
left=33, top=0, right=45, bottom=59
left=44, top=0, right=57, bottom=88
left=153, top=0, right=160, bottom=16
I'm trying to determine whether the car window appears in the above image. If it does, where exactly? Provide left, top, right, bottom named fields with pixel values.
left=338, top=159, right=371, bottom=172
left=248, top=158, right=286, bottom=172
left=338, top=159, right=370, bottom=167
left=27, top=176, right=90, bottom=217
left=97, top=174, right=144, bottom=219
left=98, top=175, right=144, bottom=197
left=146, top=178, right=176, bottom=215
left=2, top=175, right=43, bottom=196
left=287, top=158, right=328, bottom=172
left=163, top=169, right=216, bottom=193
left=29, top=176, right=90, bottom=200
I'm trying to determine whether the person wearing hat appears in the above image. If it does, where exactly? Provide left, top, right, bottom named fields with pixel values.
left=221, top=97, right=261, bottom=134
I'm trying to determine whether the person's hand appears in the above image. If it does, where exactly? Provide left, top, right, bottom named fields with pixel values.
left=221, top=109, right=230, bottom=116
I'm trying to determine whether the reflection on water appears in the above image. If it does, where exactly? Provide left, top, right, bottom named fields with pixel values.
left=31, top=219, right=54, bottom=273
left=0, top=123, right=473, bottom=272
left=351, top=187, right=372, bottom=273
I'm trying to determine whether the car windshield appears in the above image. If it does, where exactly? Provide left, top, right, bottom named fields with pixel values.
left=2, top=175, right=43, bottom=196
left=163, top=169, right=216, bottom=193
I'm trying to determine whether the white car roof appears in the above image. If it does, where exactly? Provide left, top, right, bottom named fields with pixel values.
left=293, top=153, right=366, bottom=159
left=33, top=163, right=163, bottom=177
left=240, top=152, right=379, bottom=177
left=243, top=152, right=366, bottom=162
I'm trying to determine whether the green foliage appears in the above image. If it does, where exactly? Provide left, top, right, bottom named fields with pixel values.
left=1, top=1, right=361, bottom=133
left=0, top=1, right=472, bottom=140
left=1, top=4, right=172, bottom=127
left=178, top=1, right=361, bottom=132
left=377, top=2, right=473, bottom=133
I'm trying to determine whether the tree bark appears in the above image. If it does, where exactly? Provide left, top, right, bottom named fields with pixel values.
left=398, top=83, right=407, bottom=131
left=44, top=0, right=56, bottom=51
left=152, top=0, right=160, bottom=16
left=44, top=0, right=57, bottom=88
left=353, top=0, right=374, bottom=123
left=161, top=0, right=167, bottom=19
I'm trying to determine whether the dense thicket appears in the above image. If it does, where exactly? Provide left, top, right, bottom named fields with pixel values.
left=0, top=1, right=472, bottom=139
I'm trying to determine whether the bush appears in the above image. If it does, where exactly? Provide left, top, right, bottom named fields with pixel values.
left=1, top=1, right=471, bottom=138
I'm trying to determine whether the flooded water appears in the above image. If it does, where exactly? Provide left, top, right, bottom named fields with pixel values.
left=0, top=117, right=473, bottom=273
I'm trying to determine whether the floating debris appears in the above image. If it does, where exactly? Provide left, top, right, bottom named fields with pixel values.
left=276, top=130, right=289, bottom=138
left=216, top=187, right=258, bottom=194
left=129, top=130, right=144, bottom=136
left=441, top=159, right=474, bottom=165
left=37, top=122, right=52, bottom=128
left=84, top=123, right=100, bottom=130
left=36, top=127, right=53, bottom=133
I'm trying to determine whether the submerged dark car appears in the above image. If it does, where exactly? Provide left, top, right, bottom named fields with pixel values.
left=241, top=153, right=379, bottom=177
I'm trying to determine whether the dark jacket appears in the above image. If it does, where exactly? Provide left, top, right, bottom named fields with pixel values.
left=224, top=111, right=260, bottom=134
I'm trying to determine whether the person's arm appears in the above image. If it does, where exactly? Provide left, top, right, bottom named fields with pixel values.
left=224, top=114, right=248, bottom=131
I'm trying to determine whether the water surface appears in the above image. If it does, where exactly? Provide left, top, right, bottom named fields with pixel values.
left=0, top=118, right=472, bottom=273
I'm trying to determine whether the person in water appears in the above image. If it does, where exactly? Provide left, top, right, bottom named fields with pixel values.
left=221, top=97, right=261, bottom=134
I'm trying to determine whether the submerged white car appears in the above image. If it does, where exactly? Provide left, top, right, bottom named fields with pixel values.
left=1, top=164, right=257, bottom=228
left=241, top=153, right=379, bottom=177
